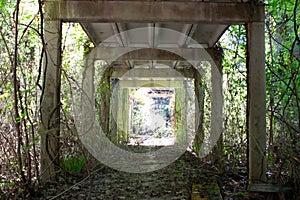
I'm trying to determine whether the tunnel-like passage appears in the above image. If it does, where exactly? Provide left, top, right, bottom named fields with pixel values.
left=41, top=0, right=266, bottom=190
left=98, top=65, right=198, bottom=148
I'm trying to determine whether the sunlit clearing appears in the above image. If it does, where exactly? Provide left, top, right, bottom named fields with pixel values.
left=129, top=88, right=175, bottom=146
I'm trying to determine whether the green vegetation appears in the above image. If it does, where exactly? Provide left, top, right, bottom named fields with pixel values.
left=0, top=0, right=299, bottom=198
left=64, top=156, right=85, bottom=174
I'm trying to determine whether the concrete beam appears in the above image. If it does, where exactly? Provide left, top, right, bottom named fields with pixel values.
left=110, top=23, right=133, bottom=69
left=111, top=67, right=196, bottom=78
left=46, top=1, right=265, bottom=24
left=119, top=80, right=186, bottom=88
left=178, top=24, right=198, bottom=47
left=92, top=47, right=212, bottom=61
left=111, top=23, right=125, bottom=46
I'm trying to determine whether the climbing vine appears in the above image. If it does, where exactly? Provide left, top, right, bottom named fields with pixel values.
left=0, top=0, right=299, bottom=198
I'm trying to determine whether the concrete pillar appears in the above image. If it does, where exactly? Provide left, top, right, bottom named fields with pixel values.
left=100, top=69, right=111, bottom=136
left=175, top=81, right=187, bottom=144
left=246, top=22, right=267, bottom=183
left=175, top=88, right=182, bottom=143
left=40, top=9, right=62, bottom=181
left=110, top=78, right=119, bottom=143
left=183, top=81, right=188, bottom=144
left=208, top=47, right=224, bottom=163
left=117, top=88, right=129, bottom=143
left=193, top=68, right=205, bottom=154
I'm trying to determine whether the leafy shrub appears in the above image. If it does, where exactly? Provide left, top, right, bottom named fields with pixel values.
left=64, top=156, right=85, bottom=174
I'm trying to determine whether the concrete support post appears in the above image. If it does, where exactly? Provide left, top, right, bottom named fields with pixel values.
left=110, top=78, right=119, bottom=143
left=246, top=22, right=267, bottom=183
left=175, top=82, right=187, bottom=144
left=194, top=68, right=205, bottom=154
left=100, top=69, right=111, bottom=136
left=183, top=81, right=188, bottom=144
left=175, top=88, right=182, bottom=143
left=40, top=11, right=62, bottom=181
left=117, top=88, right=129, bottom=143
left=208, top=47, right=224, bottom=163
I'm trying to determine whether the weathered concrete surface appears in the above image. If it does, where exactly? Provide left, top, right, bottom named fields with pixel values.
left=117, top=88, right=129, bottom=143
left=46, top=1, right=264, bottom=24
left=207, top=47, right=224, bottom=165
left=119, top=80, right=186, bottom=88
left=174, top=85, right=188, bottom=145
left=111, top=67, right=195, bottom=79
left=247, top=22, right=266, bottom=183
left=40, top=13, right=62, bottom=182
left=92, top=47, right=213, bottom=61
left=193, top=68, right=205, bottom=154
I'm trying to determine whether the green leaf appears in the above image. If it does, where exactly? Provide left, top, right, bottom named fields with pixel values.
left=0, top=93, right=9, bottom=99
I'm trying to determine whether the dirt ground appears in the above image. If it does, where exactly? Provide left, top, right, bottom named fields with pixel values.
left=33, top=147, right=251, bottom=200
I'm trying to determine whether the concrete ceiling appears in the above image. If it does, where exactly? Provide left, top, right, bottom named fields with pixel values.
left=81, top=22, right=227, bottom=70
left=81, top=22, right=228, bottom=48
left=75, top=0, right=252, bottom=70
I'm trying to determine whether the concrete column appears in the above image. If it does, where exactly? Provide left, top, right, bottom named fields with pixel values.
left=100, top=69, right=111, bottom=136
left=175, top=88, right=182, bottom=143
left=208, top=47, right=224, bottom=163
left=117, top=88, right=129, bottom=143
left=110, top=78, right=119, bottom=143
left=246, top=22, right=266, bottom=183
left=175, top=81, right=187, bottom=144
left=193, top=68, right=205, bottom=154
left=183, top=81, right=188, bottom=144
left=40, top=10, right=62, bottom=181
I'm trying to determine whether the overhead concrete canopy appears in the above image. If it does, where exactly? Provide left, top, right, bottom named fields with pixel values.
left=79, top=0, right=254, bottom=48
left=46, top=0, right=263, bottom=71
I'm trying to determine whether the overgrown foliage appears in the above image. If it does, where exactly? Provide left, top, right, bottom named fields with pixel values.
left=0, top=0, right=299, bottom=199
left=219, top=0, right=300, bottom=196
left=219, top=25, right=248, bottom=166
left=265, top=0, right=300, bottom=188
left=0, top=0, right=42, bottom=197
